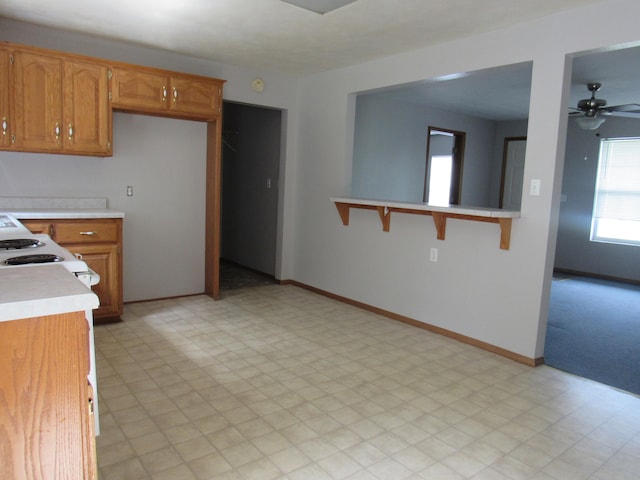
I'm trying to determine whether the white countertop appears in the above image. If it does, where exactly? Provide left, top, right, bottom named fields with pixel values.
left=8, top=209, right=125, bottom=219
left=0, top=197, right=124, bottom=219
left=0, top=265, right=99, bottom=322
left=330, top=196, right=520, bottom=218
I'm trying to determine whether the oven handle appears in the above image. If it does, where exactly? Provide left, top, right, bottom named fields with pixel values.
left=76, top=268, right=101, bottom=287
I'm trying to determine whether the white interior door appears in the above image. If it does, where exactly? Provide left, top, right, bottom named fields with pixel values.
left=502, top=138, right=526, bottom=210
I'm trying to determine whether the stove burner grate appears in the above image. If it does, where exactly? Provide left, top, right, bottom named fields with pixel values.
left=0, top=238, right=45, bottom=250
left=4, top=254, right=63, bottom=265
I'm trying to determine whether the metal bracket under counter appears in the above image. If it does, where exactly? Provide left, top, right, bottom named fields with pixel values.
left=331, top=197, right=520, bottom=250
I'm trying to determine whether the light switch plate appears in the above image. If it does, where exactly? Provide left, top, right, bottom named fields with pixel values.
left=530, top=179, right=541, bottom=196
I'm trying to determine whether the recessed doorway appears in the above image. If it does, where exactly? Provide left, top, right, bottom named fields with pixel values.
left=220, top=102, right=283, bottom=290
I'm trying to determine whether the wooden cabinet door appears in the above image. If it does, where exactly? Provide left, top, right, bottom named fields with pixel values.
left=0, top=48, right=10, bottom=147
left=19, top=220, right=53, bottom=236
left=68, top=243, right=121, bottom=319
left=169, top=76, right=220, bottom=118
left=63, top=60, right=111, bottom=155
left=12, top=49, right=63, bottom=151
left=0, top=312, right=96, bottom=480
left=111, top=67, right=170, bottom=112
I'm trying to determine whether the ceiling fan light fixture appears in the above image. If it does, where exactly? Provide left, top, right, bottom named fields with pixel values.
left=576, top=115, right=606, bottom=130
left=281, top=0, right=358, bottom=14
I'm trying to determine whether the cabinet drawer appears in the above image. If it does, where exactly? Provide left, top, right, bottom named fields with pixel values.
left=54, top=221, right=119, bottom=244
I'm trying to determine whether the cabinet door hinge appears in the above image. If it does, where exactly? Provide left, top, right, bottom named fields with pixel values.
left=108, top=91, right=112, bottom=101
left=107, top=69, right=112, bottom=81
left=9, top=54, right=14, bottom=65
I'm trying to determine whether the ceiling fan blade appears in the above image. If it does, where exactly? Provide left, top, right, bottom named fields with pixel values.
left=602, top=110, right=640, bottom=118
left=604, top=103, right=640, bottom=113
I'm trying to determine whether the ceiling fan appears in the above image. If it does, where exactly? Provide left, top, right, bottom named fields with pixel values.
left=570, top=82, right=640, bottom=129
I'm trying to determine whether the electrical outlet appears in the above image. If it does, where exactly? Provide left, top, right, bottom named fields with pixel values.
left=430, top=247, right=438, bottom=262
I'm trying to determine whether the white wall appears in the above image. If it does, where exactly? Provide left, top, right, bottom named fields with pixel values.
left=0, top=18, right=300, bottom=299
left=292, top=0, right=640, bottom=360
left=351, top=95, right=499, bottom=205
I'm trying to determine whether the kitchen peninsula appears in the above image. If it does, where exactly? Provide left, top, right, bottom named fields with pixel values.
left=0, top=264, right=100, bottom=479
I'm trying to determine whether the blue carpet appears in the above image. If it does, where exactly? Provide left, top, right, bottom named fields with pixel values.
left=544, top=276, right=640, bottom=395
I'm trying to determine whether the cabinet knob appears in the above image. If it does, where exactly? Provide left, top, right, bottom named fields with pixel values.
left=173, top=87, right=178, bottom=102
left=68, top=123, right=74, bottom=140
left=162, top=86, right=167, bottom=102
left=1, top=116, right=7, bottom=135
left=54, top=122, right=60, bottom=140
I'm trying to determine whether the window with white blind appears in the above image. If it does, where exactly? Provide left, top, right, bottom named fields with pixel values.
left=590, top=137, right=640, bottom=246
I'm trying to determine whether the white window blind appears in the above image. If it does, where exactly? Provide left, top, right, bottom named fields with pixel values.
left=591, top=137, right=640, bottom=246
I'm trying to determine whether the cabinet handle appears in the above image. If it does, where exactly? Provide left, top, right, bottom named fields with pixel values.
left=54, top=122, right=60, bottom=140
left=79, top=231, right=97, bottom=236
left=68, top=123, right=73, bottom=140
left=1, top=116, right=6, bottom=135
left=173, top=87, right=178, bottom=102
left=49, top=225, right=55, bottom=238
left=162, top=86, right=167, bottom=102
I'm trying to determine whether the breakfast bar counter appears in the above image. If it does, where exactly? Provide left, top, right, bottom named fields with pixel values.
left=0, top=264, right=99, bottom=322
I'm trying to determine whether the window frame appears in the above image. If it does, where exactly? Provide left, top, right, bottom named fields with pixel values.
left=590, top=136, right=640, bottom=247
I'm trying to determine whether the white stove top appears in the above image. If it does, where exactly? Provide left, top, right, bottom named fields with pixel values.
left=0, top=214, right=89, bottom=274
left=0, top=214, right=31, bottom=237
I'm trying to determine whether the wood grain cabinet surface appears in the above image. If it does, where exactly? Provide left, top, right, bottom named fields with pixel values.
left=0, top=312, right=97, bottom=480
left=0, top=43, right=112, bottom=156
left=112, top=65, right=223, bottom=120
left=0, top=48, right=10, bottom=147
left=22, top=218, right=124, bottom=322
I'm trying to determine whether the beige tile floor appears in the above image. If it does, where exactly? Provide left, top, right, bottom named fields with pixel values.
left=95, top=284, right=640, bottom=480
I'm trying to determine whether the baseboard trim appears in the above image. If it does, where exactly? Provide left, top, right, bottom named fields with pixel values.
left=279, top=279, right=543, bottom=367
left=554, top=268, right=640, bottom=286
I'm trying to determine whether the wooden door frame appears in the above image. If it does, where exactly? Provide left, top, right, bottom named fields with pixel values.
left=205, top=118, right=222, bottom=299
left=499, top=136, right=527, bottom=209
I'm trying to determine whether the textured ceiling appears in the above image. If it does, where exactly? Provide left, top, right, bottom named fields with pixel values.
left=0, top=0, right=604, bottom=75
left=3, top=0, right=639, bottom=122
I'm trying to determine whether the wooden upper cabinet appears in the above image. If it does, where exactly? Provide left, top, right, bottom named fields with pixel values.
left=64, top=60, right=112, bottom=155
left=12, top=49, right=64, bottom=152
left=0, top=48, right=10, bottom=147
left=111, top=67, right=170, bottom=111
left=112, top=66, right=222, bottom=120
left=168, top=76, right=221, bottom=117
left=1, top=43, right=112, bottom=156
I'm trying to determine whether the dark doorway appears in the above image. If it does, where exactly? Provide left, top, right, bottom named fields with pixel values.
left=221, top=102, right=282, bottom=287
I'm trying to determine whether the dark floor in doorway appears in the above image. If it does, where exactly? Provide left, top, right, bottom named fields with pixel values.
left=219, top=260, right=276, bottom=290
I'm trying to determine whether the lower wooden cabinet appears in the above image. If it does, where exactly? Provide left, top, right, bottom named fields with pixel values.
left=0, top=312, right=97, bottom=479
left=22, top=217, right=123, bottom=322
left=71, top=243, right=121, bottom=319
